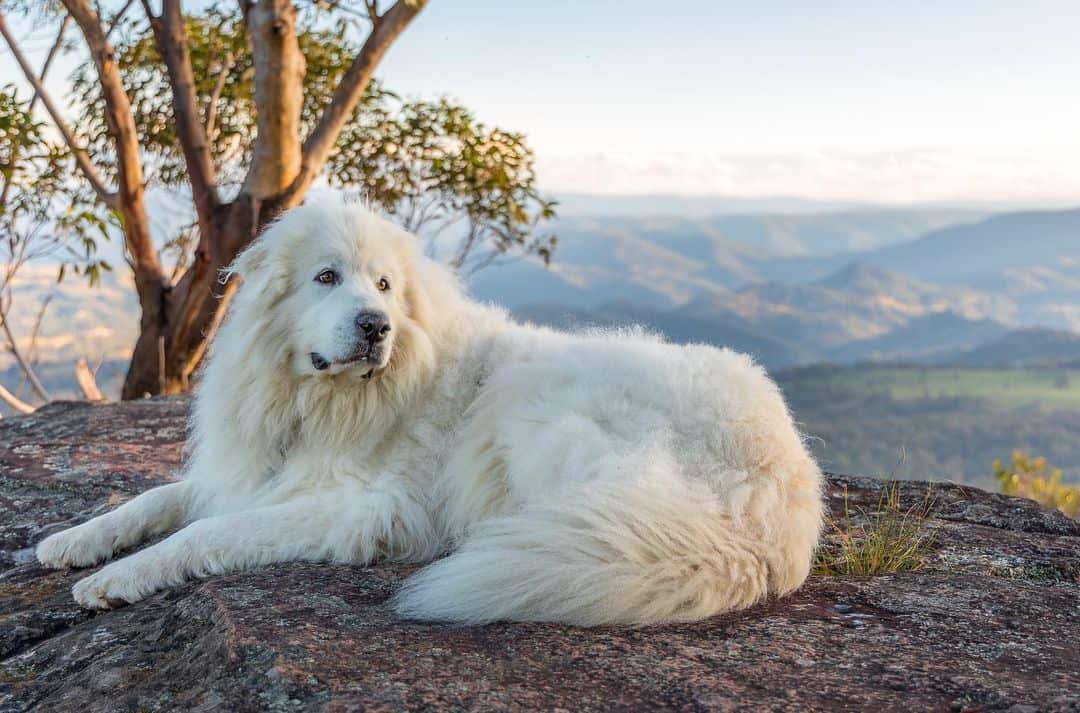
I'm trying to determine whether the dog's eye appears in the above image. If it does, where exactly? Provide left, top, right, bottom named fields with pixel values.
left=377, top=276, right=391, bottom=292
left=315, top=269, right=338, bottom=285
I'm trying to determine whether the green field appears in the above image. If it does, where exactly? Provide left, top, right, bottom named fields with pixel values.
left=776, top=365, right=1080, bottom=488
left=782, top=366, right=1080, bottom=406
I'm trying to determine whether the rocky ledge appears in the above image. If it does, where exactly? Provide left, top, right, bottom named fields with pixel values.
left=1, top=399, right=1078, bottom=712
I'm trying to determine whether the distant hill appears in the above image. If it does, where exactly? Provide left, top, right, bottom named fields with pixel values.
left=628, top=210, right=985, bottom=257
left=835, top=312, right=1010, bottom=364
left=470, top=209, right=985, bottom=309
left=942, top=328, right=1080, bottom=368
left=761, top=208, right=1080, bottom=330
left=516, top=262, right=1022, bottom=367
left=714, top=262, right=1012, bottom=348
left=472, top=218, right=737, bottom=310
left=872, top=210, right=1080, bottom=333
left=858, top=209, right=1080, bottom=289
left=474, top=205, right=1080, bottom=367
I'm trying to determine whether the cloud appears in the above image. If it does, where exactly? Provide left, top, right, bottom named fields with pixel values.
left=537, top=149, right=1080, bottom=206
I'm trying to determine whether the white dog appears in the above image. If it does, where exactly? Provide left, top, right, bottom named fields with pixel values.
left=37, top=198, right=823, bottom=626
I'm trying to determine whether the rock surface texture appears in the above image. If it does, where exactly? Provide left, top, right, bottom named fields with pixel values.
left=1, top=399, right=1078, bottom=712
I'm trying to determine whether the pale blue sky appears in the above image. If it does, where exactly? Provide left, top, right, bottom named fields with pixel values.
left=385, top=1, right=1080, bottom=154
left=4, top=1, right=1080, bottom=203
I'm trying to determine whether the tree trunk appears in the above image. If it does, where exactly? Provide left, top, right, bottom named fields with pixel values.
left=121, top=269, right=175, bottom=398
left=119, top=193, right=287, bottom=399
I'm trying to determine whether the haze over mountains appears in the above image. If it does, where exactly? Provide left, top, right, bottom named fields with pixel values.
left=473, top=209, right=985, bottom=309
left=475, top=206, right=1080, bottom=369
left=4, top=201, right=1080, bottom=385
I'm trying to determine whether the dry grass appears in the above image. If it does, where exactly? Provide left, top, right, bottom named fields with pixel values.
left=814, top=482, right=936, bottom=576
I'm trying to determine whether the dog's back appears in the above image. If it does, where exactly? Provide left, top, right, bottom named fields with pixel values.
left=394, top=327, right=824, bottom=626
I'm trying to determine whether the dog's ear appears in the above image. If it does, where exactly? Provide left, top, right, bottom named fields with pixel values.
left=230, top=238, right=271, bottom=281
left=403, top=254, right=433, bottom=330
left=227, top=227, right=289, bottom=303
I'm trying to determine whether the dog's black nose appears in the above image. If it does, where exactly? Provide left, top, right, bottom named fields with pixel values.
left=355, top=311, right=391, bottom=342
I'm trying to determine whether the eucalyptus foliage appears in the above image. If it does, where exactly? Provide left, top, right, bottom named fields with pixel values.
left=0, top=85, right=112, bottom=287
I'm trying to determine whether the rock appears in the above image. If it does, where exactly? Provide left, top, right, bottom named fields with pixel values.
left=1, top=399, right=1079, bottom=711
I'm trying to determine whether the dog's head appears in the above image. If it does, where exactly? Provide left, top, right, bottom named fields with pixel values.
left=227, top=199, right=439, bottom=384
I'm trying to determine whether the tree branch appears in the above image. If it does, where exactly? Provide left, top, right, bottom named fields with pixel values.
left=241, top=0, right=305, bottom=200
left=0, top=381, right=34, bottom=414
left=204, top=49, right=236, bottom=139
left=364, top=0, right=380, bottom=23
left=60, top=0, right=163, bottom=281
left=0, top=309, right=51, bottom=402
left=0, top=11, right=118, bottom=209
left=141, top=0, right=221, bottom=241
left=105, top=0, right=136, bottom=38
left=452, top=221, right=480, bottom=271
left=26, top=293, right=54, bottom=365
left=75, top=356, right=105, bottom=400
left=285, top=0, right=426, bottom=204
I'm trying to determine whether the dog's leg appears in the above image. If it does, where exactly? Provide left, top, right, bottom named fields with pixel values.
left=37, top=480, right=196, bottom=569
left=70, top=485, right=434, bottom=609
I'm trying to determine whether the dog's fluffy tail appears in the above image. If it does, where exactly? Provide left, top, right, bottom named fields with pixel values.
left=392, top=475, right=793, bottom=627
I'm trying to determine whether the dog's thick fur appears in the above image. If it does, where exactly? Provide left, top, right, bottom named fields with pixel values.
left=37, top=199, right=824, bottom=626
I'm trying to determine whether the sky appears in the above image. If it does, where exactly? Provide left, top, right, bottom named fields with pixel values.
left=4, top=0, right=1080, bottom=205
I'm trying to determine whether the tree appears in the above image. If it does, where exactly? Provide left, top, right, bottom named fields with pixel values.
left=1, top=0, right=551, bottom=400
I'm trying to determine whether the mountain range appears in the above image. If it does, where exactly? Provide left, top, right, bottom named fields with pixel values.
left=477, top=207, right=1080, bottom=368
left=4, top=203, right=1080, bottom=386
left=472, top=209, right=986, bottom=310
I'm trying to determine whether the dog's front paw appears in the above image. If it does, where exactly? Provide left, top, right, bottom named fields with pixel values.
left=37, top=521, right=116, bottom=570
left=72, top=559, right=156, bottom=610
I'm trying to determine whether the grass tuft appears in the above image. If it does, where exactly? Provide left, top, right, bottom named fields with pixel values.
left=815, top=482, right=936, bottom=576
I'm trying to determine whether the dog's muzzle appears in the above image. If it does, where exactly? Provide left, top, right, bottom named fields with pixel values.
left=310, top=347, right=383, bottom=378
